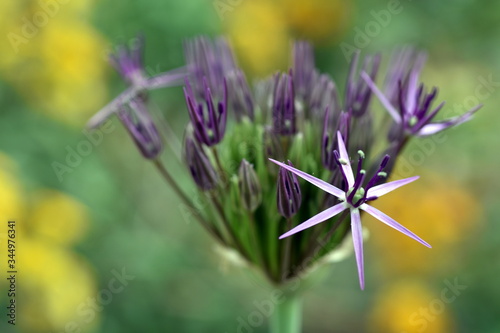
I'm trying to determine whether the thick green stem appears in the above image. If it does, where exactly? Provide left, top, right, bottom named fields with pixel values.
left=270, top=292, right=302, bottom=333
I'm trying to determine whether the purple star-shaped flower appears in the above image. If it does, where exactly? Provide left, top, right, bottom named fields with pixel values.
left=361, top=70, right=482, bottom=137
left=88, top=35, right=186, bottom=129
left=269, top=132, right=431, bottom=289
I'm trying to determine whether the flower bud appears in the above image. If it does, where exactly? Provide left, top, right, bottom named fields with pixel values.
left=227, top=70, right=254, bottom=121
left=184, top=133, right=218, bottom=190
left=277, top=161, right=302, bottom=218
left=118, top=99, right=163, bottom=159
left=345, top=50, right=380, bottom=117
left=238, top=160, right=262, bottom=212
left=184, top=78, right=228, bottom=147
left=272, top=73, right=296, bottom=136
left=322, top=109, right=350, bottom=170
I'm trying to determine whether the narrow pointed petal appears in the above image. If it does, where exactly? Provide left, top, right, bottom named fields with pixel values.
left=269, top=159, right=344, bottom=198
left=416, top=122, right=452, bottom=136
left=87, top=86, right=138, bottom=129
left=146, top=68, right=187, bottom=89
left=279, top=203, right=346, bottom=239
left=405, top=69, right=420, bottom=115
left=360, top=204, right=431, bottom=248
left=405, top=52, right=427, bottom=114
left=367, top=176, right=419, bottom=198
left=336, top=132, right=355, bottom=187
left=350, top=209, right=365, bottom=290
left=361, top=72, right=401, bottom=123
left=417, top=104, right=482, bottom=137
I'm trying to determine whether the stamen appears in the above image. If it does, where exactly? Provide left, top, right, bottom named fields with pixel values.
left=380, top=155, right=390, bottom=168
left=355, top=150, right=365, bottom=183
left=347, top=172, right=366, bottom=204
left=365, top=155, right=391, bottom=191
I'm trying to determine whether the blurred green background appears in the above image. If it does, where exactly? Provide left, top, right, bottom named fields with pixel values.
left=0, top=0, right=499, bottom=332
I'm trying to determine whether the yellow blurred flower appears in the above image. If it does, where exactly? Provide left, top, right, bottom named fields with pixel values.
left=0, top=153, right=98, bottom=332
left=367, top=167, right=481, bottom=275
left=280, top=0, right=351, bottom=44
left=368, top=280, right=454, bottom=333
left=224, top=0, right=351, bottom=77
left=29, top=189, right=89, bottom=246
left=30, top=19, right=109, bottom=125
left=0, top=0, right=108, bottom=126
left=225, top=0, right=289, bottom=77
left=19, top=239, right=98, bottom=333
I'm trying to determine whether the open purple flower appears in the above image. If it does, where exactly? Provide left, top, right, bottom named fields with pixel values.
left=270, top=132, right=431, bottom=289
left=88, top=35, right=186, bottom=129
left=361, top=69, right=482, bottom=137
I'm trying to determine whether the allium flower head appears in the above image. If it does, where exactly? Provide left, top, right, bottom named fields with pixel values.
left=90, top=36, right=480, bottom=289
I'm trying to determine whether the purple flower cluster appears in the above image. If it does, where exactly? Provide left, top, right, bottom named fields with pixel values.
left=89, top=36, right=481, bottom=287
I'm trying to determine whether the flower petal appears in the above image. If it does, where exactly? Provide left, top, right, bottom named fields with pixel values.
left=360, top=204, right=431, bottom=248
left=279, top=203, right=346, bottom=239
left=146, top=68, right=187, bottom=89
left=336, top=132, right=355, bottom=187
left=367, top=176, right=419, bottom=198
left=87, top=86, right=138, bottom=129
left=361, top=72, right=401, bottom=123
left=350, top=209, right=365, bottom=290
left=269, top=159, right=344, bottom=198
left=404, top=58, right=424, bottom=115
left=416, top=122, right=451, bottom=136
left=417, top=104, right=482, bottom=137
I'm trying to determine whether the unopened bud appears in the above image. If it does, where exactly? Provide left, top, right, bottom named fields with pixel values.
left=238, top=159, right=262, bottom=212
left=277, top=160, right=302, bottom=218
left=184, top=132, right=218, bottom=190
